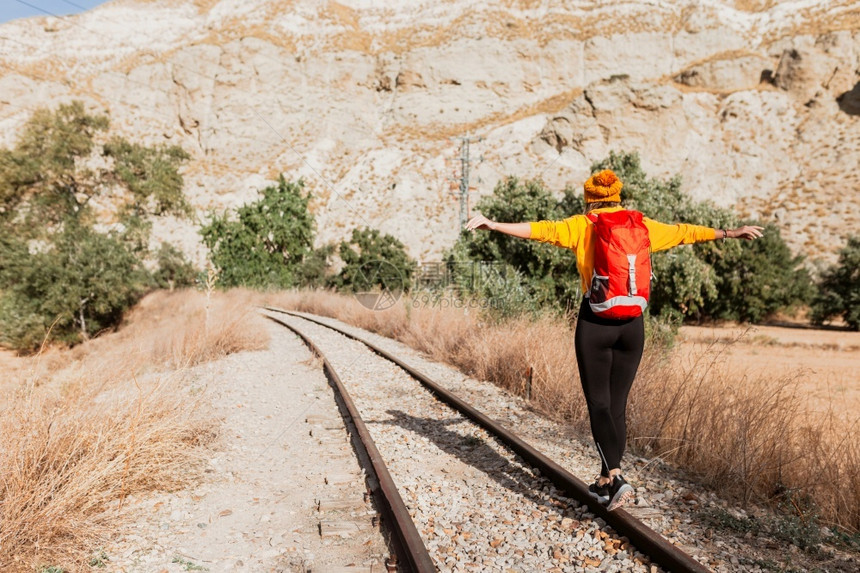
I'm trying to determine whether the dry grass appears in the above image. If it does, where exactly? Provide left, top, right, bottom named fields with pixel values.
left=0, top=289, right=269, bottom=572
left=269, top=290, right=859, bottom=534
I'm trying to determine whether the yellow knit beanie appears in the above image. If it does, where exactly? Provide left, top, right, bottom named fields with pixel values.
left=583, top=169, right=622, bottom=203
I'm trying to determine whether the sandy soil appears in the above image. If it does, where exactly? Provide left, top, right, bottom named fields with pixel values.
left=674, top=323, right=860, bottom=422
left=104, top=320, right=391, bottom=572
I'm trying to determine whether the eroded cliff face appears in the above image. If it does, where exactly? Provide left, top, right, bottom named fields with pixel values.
left=1, top=0, right=858, bottom=263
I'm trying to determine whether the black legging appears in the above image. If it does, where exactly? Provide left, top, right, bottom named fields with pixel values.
left=574, top=298, right=645, bottom=477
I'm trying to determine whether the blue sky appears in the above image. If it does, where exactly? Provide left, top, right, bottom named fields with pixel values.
left=0, top=0, right=110, bottom=25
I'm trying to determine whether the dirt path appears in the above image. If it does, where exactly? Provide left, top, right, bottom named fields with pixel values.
left=105, top=320, right=390, bottom=572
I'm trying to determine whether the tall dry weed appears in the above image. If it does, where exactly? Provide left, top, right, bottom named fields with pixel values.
left=271, top=290, right=859, bottom=533
left=0, top=375, right=212, bottom=569
left=0, top=289, right=269, bottom=571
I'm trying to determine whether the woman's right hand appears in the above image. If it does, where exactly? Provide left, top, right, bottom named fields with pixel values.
left=465, top=214, right=496, bottom=232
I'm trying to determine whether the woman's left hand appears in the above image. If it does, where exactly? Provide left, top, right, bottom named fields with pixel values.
left=728, top=226, right=764, bottom=240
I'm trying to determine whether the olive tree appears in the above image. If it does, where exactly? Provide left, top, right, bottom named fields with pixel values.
left=0, top=101, right=191, bottom=350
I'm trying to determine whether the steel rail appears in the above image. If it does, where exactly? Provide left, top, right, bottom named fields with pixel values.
left=265, top=314, right=436, bottom=573
left=267, top=307, right=712, bottom=573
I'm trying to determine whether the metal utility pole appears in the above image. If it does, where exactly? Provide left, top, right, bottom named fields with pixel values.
left=450, top=134, right=482, bottom=232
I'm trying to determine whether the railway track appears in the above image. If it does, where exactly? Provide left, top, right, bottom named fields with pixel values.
left=265, top=307, right=711, bottom=573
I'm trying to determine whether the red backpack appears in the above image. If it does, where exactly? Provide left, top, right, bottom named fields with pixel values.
left=586, top=210, right=652, bottom=319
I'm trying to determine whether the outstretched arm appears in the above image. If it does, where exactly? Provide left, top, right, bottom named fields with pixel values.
left=465, top=214, right=532, bottom=239
left=647, top=219, right=765, bottom=252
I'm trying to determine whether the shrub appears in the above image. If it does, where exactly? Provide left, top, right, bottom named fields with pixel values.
left=200, top=176, right=315, bottom=289
left=103, top=137, right=192, bottom=218
left=0, top=101, right=109, bottom=229
left=0, top=223, right=148, bottom=350
left=152, top=243, right=198, bottom=291
left=707, top=224, right=814, bottom=322
left=330, top=227, right=416, bottom=293
left=297, top=243, right=335, bottom=289
left=450, top=155, right=811, bottom=324
left=0, top=102, right=190, bottom=350
left=811, top=236, right=860, bottom=330
left=648, top=246, right=718, bottom=321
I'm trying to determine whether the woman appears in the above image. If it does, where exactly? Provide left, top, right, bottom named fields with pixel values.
left=465, top=169, right=763, bottom=511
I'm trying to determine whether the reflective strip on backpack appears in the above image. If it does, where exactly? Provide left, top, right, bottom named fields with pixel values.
left=627, top=254, right=637, bottom=296
left=589, top=295, right=648, bottom=314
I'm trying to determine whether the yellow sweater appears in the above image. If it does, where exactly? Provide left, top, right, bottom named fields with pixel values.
left=529, top=206, right=717, bottom=294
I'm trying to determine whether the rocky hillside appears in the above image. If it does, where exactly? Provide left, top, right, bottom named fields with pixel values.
left=1, top=0, right=858, bottom=265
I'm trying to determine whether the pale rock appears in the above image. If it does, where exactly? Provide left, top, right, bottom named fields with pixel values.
left=395, top=69, right=427, bottom=90
left=584, top=33, right=674, bottom=84
left=772, top=45, right=841, bottom=104
left=674, top=54, right=773, bottom=92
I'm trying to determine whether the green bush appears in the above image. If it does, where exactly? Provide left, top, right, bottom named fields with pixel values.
left=0, top=101, right=190, bottom=350
left=200, top=176, right=317, bottom=289
left=649, top=246, right=718, bottom=321
left=0, top=224, right=148, bottom=349
left=152, top=243, right=198, bottom=291
left=0, top=101, right=109, bottom=229
left=297, top=243, right=335, bottom=289
left=811, top=236, right=860, bottom=330
left=103, top=137, right=192, bottom=218
left=443, top=243, right=543, bottom=319
left=198, top=180, right=414, bottom=294
left=707, top=224, right=813, bottom=322
left=330, top=227, right=416, bottom=293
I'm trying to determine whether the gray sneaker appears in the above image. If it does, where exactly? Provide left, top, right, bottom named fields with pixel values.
left=606, top=475, right=634, bottom=511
